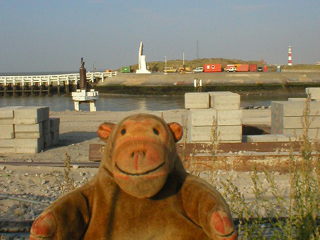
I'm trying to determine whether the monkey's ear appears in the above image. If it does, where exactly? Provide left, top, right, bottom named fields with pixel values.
left=97, top=122, right=115, bottom=143
left=168, top=122, right=183, bottom=142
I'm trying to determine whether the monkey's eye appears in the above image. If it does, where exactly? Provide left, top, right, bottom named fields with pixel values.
left=121, top=129, right=126, bottom=135
left=153, top=128, right=159, bottom=135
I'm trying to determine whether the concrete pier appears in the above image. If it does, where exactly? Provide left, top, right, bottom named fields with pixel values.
left=97, top=72, right=320, bottom=87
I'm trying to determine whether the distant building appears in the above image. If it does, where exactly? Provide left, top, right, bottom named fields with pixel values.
left=288, top=46, right=292, bottom=66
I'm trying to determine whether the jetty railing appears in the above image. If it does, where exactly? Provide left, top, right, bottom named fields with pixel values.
left=0, top=71, right=117, bottom=86
left=0, top=71, right=117, bottom=96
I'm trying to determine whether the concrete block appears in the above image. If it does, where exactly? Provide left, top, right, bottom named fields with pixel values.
left=188, top=125, right=242, bottom=142
left=15, top=132, right=42, bottom=138
left=0, top=139, right=14, bottom=147
left=217, top=125, right=242, bottom=141
left=217, top=110, right=242, bottom=126
left=185, top=93, right=210, bottom=109
left=14, top=138, right=44, bottom=150
left=50, top=118, right=60, bottom=132
left=187, top=126, right=214, bottom=142
left=14, top=106, right=49, bottom=124
left=15, top=147, right=41, bottom=154
left=51, top=130, right=59, bottom=145
left=278, top=129, right=320, bottom=140
left=271, top=114, right=279, bottom=127
left=288, top=98, right=307, bottom=102
left=209, top=92, right=240, bottom=110
left=280, top=116, right=320, bottom=129
left=271, top=120, right=279, bottom=134
left=246, top=135, right=278, bottom=142
left=15, top=123, right=43, bottom=133
left=44, top=134, right=52, bottom=148
left=276, top=134, right=293, bottom=142
left=306, top=87, right=320, bottom=99
left=0, top=119, right=14, bottom=124
left=15, top=123, right=43, bottom=139
left=0, top=106, right=22, bottom=119
left=0, top=125, right=14, bottom=139
left=271, top=101, right=320, bottom=117
left=0, top=147, right=15, bottom=153
left=42, top=120, right=51, bottom=135
left=188, top=109, right=217, bottom=126
left=271, top=101, right=281, bottom=116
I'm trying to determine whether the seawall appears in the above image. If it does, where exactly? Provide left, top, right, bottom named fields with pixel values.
left=96, top=71, right=320, bottom=95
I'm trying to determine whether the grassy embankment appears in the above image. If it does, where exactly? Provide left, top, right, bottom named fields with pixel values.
left=122, top=58, right=320, bottom=72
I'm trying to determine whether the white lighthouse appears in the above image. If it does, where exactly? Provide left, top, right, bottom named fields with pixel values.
left=288, top=46, right=292, bottom=66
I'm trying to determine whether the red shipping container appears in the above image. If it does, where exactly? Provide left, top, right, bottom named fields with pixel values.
left=249, top=64, right=257, bottom=72
left=203, top=64, right=222, bottom=72
left=236, top=64, right=249, bottom=72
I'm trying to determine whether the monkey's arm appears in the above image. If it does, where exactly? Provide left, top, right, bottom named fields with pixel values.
left=30, top=190, right=90, bottom=240
left=181, top=175, right=237, bottom=240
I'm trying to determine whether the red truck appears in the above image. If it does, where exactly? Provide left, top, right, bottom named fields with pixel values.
left=224, top=65, right=237, bottom=72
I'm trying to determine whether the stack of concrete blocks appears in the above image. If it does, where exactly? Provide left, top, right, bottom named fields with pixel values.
left=0, top=106, right=21, bottom=154
left=184, top=92, right=242, bottom=143
left=271, top=101, right=320, bottom=140
left=0, top=106, right=60, bottom=154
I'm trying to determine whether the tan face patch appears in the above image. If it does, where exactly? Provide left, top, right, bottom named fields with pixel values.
left=111, top=117, right=171, bottom=198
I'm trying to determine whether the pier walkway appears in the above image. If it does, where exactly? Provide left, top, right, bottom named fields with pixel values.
left=0, top=71, right=117, bottom=96
left=0, top=71, right=117, bottom=86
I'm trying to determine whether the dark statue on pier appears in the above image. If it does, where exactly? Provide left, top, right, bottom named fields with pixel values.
left=79, top=57, right=87, bottom=90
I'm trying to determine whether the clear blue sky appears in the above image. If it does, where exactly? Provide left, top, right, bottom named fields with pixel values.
left=1, top=0, right=319, bottom=73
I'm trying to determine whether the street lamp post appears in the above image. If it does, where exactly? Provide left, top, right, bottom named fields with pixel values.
left=164, top=56, right=167, bottom=75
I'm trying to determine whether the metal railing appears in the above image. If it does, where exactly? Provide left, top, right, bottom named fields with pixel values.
left=0, top=71, right=117, bottom=85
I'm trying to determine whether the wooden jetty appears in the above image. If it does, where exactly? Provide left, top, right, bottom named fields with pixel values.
left=0, top=71, right=117, bottom=96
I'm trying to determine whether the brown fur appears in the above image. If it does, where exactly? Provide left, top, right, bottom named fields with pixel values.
left=30, top=114, right=237, bottom=240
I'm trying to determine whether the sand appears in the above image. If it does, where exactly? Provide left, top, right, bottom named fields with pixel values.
left=1, top=108, right=292, bottom=222
left=0, top=108, right=271, bottom=163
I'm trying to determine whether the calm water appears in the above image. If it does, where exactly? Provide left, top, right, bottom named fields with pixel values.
left=0, top=95, right=185, bottom=111
left=0, top=93, right=307, bottom=112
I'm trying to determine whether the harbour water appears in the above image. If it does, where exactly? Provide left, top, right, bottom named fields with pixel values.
left=0, top=93, right=307, bottom=112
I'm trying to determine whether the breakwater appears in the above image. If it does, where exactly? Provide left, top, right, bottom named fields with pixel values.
left=95, top=71, right=320, bottom=95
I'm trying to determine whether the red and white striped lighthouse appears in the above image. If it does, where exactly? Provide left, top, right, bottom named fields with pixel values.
left=288, top=46, right=292, bottom=66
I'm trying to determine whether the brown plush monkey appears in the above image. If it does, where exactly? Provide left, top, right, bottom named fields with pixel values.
left=30, top=114, right=237, bottom=240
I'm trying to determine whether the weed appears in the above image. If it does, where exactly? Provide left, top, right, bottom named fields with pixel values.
left=58, top=152, right=75, bottom=194
left=188, top=96, right=320, bottom=239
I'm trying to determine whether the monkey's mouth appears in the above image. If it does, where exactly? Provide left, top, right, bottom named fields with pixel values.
left=115, top=162, right=165, bottom=176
